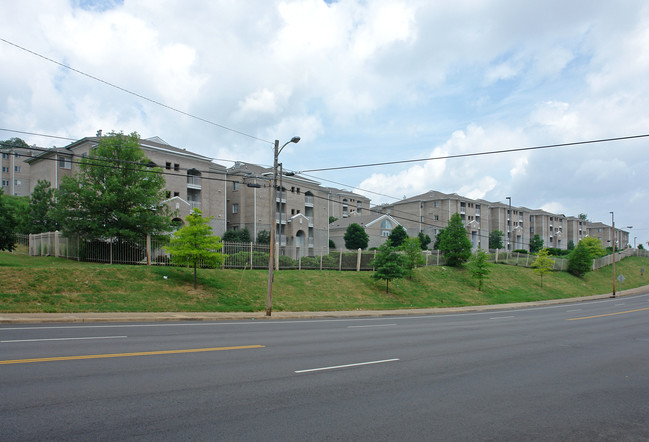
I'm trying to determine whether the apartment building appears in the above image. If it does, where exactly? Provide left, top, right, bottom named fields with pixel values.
left=25, top=134, right=227, bottom=235
left=566, top=216, right=589, bottom=246
left=226, top=162, right=370, bottom=257
left=588, top=222, right=630, bottom=249
left=329, top=213, right=403, bottom=250
left=378, top=191, right=488, bottom=249
left=0, top=145, right=40, bottom=196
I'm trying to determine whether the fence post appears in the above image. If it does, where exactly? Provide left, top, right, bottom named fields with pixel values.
left=146, top=234, right=151, bottom=265
left=356, top=248, right=362, bottom=271
left=339, top=250, right=343, bottom=271
left=320, top=254, right=323, bottom=270
left=495, top=248, right=499, bottom=262
left=249, top=242, right=253, bottom=269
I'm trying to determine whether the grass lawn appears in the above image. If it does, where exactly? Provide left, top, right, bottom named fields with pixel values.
left=1, top=252, right=648, bottom=313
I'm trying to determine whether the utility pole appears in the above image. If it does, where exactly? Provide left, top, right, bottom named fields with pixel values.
left=610, top=211, right=616, bottom=298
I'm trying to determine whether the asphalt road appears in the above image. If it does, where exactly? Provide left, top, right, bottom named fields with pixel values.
left=2, top=293, right=649, bottom=441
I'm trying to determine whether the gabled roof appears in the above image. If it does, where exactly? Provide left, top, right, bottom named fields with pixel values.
left=329, top=213, right=402, bottom=230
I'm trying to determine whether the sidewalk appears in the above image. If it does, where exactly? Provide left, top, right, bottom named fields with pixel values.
left=1, top=286, right=647, bottom=324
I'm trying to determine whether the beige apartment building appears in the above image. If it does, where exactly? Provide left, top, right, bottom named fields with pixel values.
left=25, top=134, right=228, bottom=235
left=375, top=189, right=630, bottom=252
left=329, top=213, right=403, bottom=250
left=1, top=145, right=40, bottom=197
left=226, top=162, right=370, bottom=257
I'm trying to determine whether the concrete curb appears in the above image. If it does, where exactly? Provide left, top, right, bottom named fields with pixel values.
left=1, top=286, right=648, bottom=324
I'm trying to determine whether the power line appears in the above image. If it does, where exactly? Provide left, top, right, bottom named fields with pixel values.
left=299, top=134, right=649, bottom=173
left=0, top=38, right=273, bottom=145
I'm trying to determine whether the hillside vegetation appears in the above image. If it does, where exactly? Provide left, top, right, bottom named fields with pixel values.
left=1, top=252, right=648, bottom=313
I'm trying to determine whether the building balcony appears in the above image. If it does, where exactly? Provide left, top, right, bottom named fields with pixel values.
left=187, top=175, right=202, bottom=190
left=305, top=195, right=314, bottom=207
left=189, top=201, right=201, bottom=210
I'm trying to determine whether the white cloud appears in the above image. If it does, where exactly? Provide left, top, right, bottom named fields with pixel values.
left=2, top=0, right=649, bottom=244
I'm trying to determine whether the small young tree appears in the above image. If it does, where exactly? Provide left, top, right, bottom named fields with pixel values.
left=531, top=248, right=554, bottom=287
left=0, top=188, right=17, bottom=251
left=467, top=248, right=491, bottom=291
left=371, top=239, right=405, bottom=293
left=401, top=236, right=425, bottom=279
left=417, top=231, right=431, bottom=250
left=489, top=230, right=504, bottom=250
left=165, top=209, right=224, bottom=289
left=344, top=223, right=369, bottom=250
left=529, top=234, right=544, bottom=254
left=567, top=242, right=593, bottom=277
left=438, top=213, right=472, bottom=267
left=388, top=225, right=408, bottom=248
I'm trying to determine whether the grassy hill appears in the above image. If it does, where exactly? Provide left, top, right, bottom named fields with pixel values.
left=1, top=252, right=648, bottom=313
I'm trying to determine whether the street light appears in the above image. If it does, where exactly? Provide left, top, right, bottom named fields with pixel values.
left=611, top=211, right=616, bottom=298
left=267, top=136, right=300, bottom=316
left=506, top=197, right=511, bottom=251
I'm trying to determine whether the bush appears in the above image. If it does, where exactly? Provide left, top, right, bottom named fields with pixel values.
left=512, top=249, right=528, bottom=254
left=546, top=247, right=570, bottom=257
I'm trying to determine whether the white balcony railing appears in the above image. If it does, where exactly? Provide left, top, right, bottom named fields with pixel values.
left=187, top=175, right=201, bottom=190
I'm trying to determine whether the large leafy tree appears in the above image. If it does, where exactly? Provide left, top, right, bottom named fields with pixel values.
left=0, top=188, right=17, bottom=251
left=344, top=223, right=369, bottom=250
left=489, top=230, right=504, bottom=250
left=579, top=236, right=606, bottom=259
left=371, top=239, right=405, bottom=293
left=29, top=180, right=58, bottom=233
left=529, top=234, right=544, bottom=254
left=165, top=209, right=224, bottom=288
left=387, top=225, right=408, bottom=248
left=438, top=213, right=472, bottom=266
left=567, top=242, right=593, bottom=277
left=2, top=194, right=29, bottom=234
left=53, top=131, right=171, bottom=241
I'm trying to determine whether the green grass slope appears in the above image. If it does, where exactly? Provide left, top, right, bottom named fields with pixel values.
left=1, top=252, right=648, bottom=313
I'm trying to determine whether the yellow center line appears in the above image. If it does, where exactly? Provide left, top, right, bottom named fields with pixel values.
left=0, top=345, right=265, bottom=365
left=568, top=307, right=649, bottom=321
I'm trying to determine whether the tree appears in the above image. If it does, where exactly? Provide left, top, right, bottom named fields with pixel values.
left=401, top=236, right=425, bottom=279
left=433, top=228, right=444, bottom=250
left=578, top=213, right=588, bottom=221
left=417, top=231, right=431, bottom=250
left=1, top=137, right=29, bottom=149
left=371, top=239, right=405, bottom=293
left=531, top=248, right=554, bottom=287
left=567, top=242, right=593, bottom=277
left=567, top=240, right=575, bottom=251
left=388, top=225, right=408, bottom=248
left=256, top=230, right=270, bottom=244
left=529, top=234, right=544, bottom=254
left=579, top=236, right=606, bottom=259
left=466, top=248, right=491, bottom=291
left=29, top=180, right=58, bottom=233
left=344, top=223, right=369, bottom=250
left=165, top=209, right=224, bottom=288
left=438, top=213, right=472, bottom=266
left=2, top=194, right=29, bottom=234
left=639, top=244, right=645, bottom=250
left=489, top=230, right=504, bottom=250
left=0, top=188, right=17, bottom=251
left=53, top=131, right=171, bottom=241
left=329, top=216, right=338, bottom=224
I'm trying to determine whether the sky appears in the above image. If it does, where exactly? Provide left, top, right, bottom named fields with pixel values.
left=1, top=0, right=648, bottom=247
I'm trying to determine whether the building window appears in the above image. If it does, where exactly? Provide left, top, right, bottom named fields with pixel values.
left=165, top=191, right=171, bottom=198
left=165, top=162, right=171, bottom=170
left=1, top=153, right=9, bottom=159
left=14, top=166, right=21, bottom=172
left=434, top=215, right=439, bottom=221
left=232, top=204, right=239, bottom=214
left=1, top=166, right=7, bottom=172
left=174, top=163, right=180, bottom=171
left=1, top=179, right=8, bottom=186
left=173, top=191, right=180, bottom=197
left=59, top=157, right=71, bottom=169
left=233, top=181, right=239, bottom=191
left=14, top=179, right=22, bottom=186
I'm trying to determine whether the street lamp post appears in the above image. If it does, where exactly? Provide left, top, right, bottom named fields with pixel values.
left=611, top=211, right=616, bottom=298
left=506, top=197, right=512, bottom=251
left=267, top=136, right=300, bottom=316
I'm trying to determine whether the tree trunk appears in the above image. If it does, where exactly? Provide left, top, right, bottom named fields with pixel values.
left=193, top=263, right=197, bottom=289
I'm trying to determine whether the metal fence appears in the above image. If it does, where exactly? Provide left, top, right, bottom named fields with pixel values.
left=22, top=231, right=648, bottom=272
